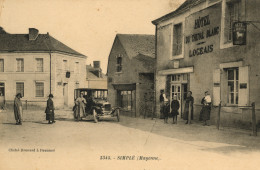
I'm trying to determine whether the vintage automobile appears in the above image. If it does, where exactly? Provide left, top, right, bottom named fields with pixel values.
left=74, top=88, right=120, bottom=123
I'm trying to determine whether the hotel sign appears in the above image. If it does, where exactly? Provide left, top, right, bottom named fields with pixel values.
left=184, top=5, right=221, bottom=57
left=233, top=22, right=247, bottom=45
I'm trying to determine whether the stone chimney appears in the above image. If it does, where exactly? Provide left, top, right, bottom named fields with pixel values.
left=93, top=61, right=102, bottom=78
left=29, top=28, right=39, bottom=40
left=93, top=61, right=100, bottom=69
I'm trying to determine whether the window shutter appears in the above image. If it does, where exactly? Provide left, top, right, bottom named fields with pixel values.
left=213, top=69, right=220, bottom=106
left=238, top=66, right=249, bottom=106
left=165, top=75, right=171, bottom=97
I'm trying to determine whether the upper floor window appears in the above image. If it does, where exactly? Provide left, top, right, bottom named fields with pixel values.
left=224, top=0, right=242, bottom=43
left=36, top=58, right=43, bottom=72
left=172, top=23, right=183, bottom=56
left=74, top=62, right=79, bottom=74
left=63, top=60, right=68, bottom=72
left=116, top=57, right=122, bottom=72
left=0, top=59, right=4, bottom=72
left=16, top=58, right=24, bottom=72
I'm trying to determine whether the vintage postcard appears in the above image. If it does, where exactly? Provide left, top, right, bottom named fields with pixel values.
left=0, top=0, right=259, bottom=169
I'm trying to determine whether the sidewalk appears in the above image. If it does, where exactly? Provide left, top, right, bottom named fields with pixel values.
left=117, top=115, right=260, bottom=153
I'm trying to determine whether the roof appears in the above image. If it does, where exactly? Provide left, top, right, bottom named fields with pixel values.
left=152, top=0, right=205, bottom=25
left=0, top=29, right=86, bottom=57
left=86, top=65, right=107, bottom=80
left=117, top=34, right=155, bottom=59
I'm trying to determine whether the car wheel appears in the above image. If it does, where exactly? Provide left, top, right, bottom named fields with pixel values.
left=93, top=109, right=98, bottom=123
left=116, top=109, right=120, bottom=122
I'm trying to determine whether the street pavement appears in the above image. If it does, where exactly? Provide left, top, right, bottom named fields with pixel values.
left=0, top=108, right=259, bottom=170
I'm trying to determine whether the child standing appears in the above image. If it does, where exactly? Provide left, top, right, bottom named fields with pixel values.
left=171, top=95, right=180, bottom=124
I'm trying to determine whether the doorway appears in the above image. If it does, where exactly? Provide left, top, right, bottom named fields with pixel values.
left=170, top=83, right=188, bottom=117
left=63, top=83, right=68, bottom=106
left=0, top=82, right=5, bottom=108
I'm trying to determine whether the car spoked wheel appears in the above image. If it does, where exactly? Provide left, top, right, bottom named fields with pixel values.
left=116, top=109, right=120, bottom=122
left=93, top=109, right=98, bottom=123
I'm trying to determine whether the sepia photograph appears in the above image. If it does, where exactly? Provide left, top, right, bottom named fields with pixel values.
left=0, top=0, right=260, bottom=169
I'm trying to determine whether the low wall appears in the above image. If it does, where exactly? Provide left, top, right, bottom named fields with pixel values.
left=193, top=104, right=260, bottom=130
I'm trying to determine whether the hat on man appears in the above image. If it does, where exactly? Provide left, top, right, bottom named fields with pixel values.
left=48, top=94, right=54, bottom=98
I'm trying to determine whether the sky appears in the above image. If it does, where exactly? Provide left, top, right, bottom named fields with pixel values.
left=0, top=0, right=185, bottom=72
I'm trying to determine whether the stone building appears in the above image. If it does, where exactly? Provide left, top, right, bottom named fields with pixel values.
left=86, top=61, right=107, bottom=90
left=152, top=0, right=260, bottom=127
left=107, top=34, right=155, bottom=117
left=0, top=28, right=87, bottom=109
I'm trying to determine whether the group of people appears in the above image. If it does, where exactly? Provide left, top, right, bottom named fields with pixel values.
left=160, top=90, right=211, bottom=126
left=73, top=92, right=94, bottom=121
left=13, top=91, right=93, bottom=125
left=14, top=93, right=55, bottom=125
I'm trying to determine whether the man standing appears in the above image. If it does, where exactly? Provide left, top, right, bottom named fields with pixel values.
left=183, top=91, right=194, bottom=124
left=45, top=94, right=55, bottom=124
left=14, top=93, right=23, bottom=125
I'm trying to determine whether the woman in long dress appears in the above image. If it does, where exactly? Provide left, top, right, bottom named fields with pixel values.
left=183, top=91, right=194, bottom=124
left=75, top=92, right=86, bottom=121
left=45, top=94, right=55, bottom=124
left=200, top=91, right=211, bottom=126
left=14, top=93, right=23, bottom=125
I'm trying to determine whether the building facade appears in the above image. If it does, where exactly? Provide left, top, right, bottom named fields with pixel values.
left=0, top=28, right=87, bottom=109
left=107, top=34, right=155, bottom=117
left=86, top=61, right=107, bottom=90
left=152, top=0, right=260, bottom=127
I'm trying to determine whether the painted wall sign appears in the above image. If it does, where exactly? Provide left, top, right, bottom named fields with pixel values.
left=233, top=22, right=247, bottom=45
left=184, top=4, right=221, bottom=58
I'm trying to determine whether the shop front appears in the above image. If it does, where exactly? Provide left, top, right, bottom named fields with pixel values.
left=112, top=83, right=136, bottom=117
left=158, top=67, right=193, bottom=118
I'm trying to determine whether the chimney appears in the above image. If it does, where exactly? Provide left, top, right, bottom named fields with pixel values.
left=93, top=61, right=102, bottom=78
left=93, top=61, right=100, bottom=69
left=29, top=28, right=39, bottom=40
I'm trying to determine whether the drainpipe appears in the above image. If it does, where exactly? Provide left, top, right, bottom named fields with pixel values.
left=49, top=49, right=52, bottom=94
left=153, top=24, right=158, bottom=119
left=44, top=32, right=52, bottom=94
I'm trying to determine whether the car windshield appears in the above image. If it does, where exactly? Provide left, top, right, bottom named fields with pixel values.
left=93, top=90, right=108, bottom=100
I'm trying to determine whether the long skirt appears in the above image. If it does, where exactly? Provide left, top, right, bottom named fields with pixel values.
left=46, top=112, right=54, bottom=121
left=200, top=106, right=211, bottom=121
left=14, top=106, right=23, bottom=121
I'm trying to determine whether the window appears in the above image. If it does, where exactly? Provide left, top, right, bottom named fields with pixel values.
left=74, top=62, right=79, bottom=74
left=63, top=60, right=68, bottom=72
left=16, top=82, right=24, bottom=97
left=16, top=58, right=24, bottom=72
left=36, top=58, right=43, bottom=72
left=0, top=59, right=4, bottom=72
left=172, top=75, right=181, bottom=82
left=35, top=82, right=44, bottom=97
left=171, top=74, right=188, bottom=82
left=224, top=0, right=242, bottom=43
left=119, top=91, right=132, bottom=110
left=172, top=23, right=183, bottom=56
left=227, top=68, right=239, bottom=104
left=116, top=57, right=122, bottom=72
